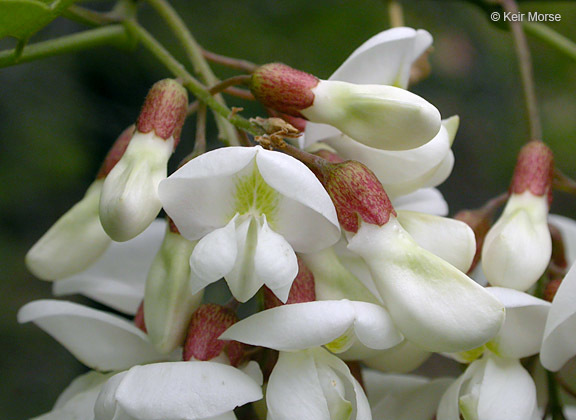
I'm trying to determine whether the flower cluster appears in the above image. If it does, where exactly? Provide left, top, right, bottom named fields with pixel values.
left=20, top=27, right=576, bottom=420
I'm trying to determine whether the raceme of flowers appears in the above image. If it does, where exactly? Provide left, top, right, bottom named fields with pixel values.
left=20, top=26, right=576, bottom=420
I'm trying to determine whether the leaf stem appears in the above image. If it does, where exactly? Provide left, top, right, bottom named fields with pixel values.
left=124, top=20, right=261, bottom=136
left=202, top=49, right=258, bottom=73
left=144, top=0, right=240, bottom=145
left=0, top=25, right=132, bottom=68
left=500, top=0, right=542, bottom=141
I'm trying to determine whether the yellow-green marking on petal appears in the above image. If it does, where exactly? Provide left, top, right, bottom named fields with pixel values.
left=233, top=163, right=280, bottom=226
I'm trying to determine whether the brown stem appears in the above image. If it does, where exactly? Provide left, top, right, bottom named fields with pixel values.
left=202, top=49, right=259, bottom=73
left=224, top=87, right=255, bottom=100
left=500, top=0, right=542, bottom=141
left=557, top=374, right=576, bottom=399
left=481, top=192, right=509, bottom=215
left=208, top=75, right=252, bottom=96
left=275, top=141, right=326, bottom=168
left=237, top=130, right=253, bottom=147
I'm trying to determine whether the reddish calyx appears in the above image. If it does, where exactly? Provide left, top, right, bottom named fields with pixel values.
left=136, top=79, right=189, bottom=146
left=511, top=140, right=554, bottom=204
left=96, top=125, right=135, bottom=179
left=251, top=63, right=319, bottom=118
left=264, top=257, right=316, bottom=309
left=183, top=304, right=244, bottom=367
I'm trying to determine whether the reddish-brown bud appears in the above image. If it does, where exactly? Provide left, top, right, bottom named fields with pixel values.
left=183, top=304, right=244, bottom=367
left=266, top=108, right=308, bottom=132
left=264, top=257, right=316, bottom=309
left=511, top=141, right=554, bottom=203
left=314, top=160, right=395, bottom=233
left=454, top=208, right=493, bottom=273
left=251, top=63, right=319, bottom=118
left=167, top=216, right=180, bottom=235
left=134, top=301, right=147, bottom=333
left=549, top=222, right=568, bottom=273
left=96, top=125, right=135, bottom=179
left=136, top=79, right=188, bottom=145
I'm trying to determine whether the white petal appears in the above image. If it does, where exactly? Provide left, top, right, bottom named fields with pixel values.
left=100, top=132, right=173, bottom=242
left=396, top=210, right=476, bottom=272
left=324, top=121, right=450, bottom=190
left=367, top=373, right=452, bottom=420
left=108, top=362, right=262, bottom=420
left=304, top=81, right=441, bottom=151
left=221, top=300, right=357, bottom=351
left=253, top=216, right=298, bottom=303
left=18, top=300, right=166, bottom=371
left=330, top=28, right=431, bottom=88
left=482, top=192, right=551, bottom=291
left=225, top=217, right=263, bottom=302
left=392, top=188, right=448, bottom=216
left=476, top=356, right=539, bottom=420
left=94, top=371, right=130, bottom=420
left=158, top=147, right=258, bottom=240
left=541, top=262, right=576, bottom=371
left=34, top=371, right=113, bottom=420
left=349, top=301, right=403, bottom=350
left=53, top=219, right=165, bottom=315
left=348, top=218, right=504, bottom=353
left=485, top=287, right=550, bottom=358
left=190, top=215, right=239, bottom=292
left=548, top=214, right=576, bottom=263
left=26, top=179, right=111, bottom=281
left=267, top=351, right=331, bottom=420
left=255, top=148, right=340, bottom=252
left=363, top=340, right=431, bottom=373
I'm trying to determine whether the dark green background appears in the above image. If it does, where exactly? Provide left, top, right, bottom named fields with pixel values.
left=1, top=0, right=575, bottom=418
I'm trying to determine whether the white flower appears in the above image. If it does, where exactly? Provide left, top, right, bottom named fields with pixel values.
left=482, top=191, right=552, bottom=291
left=347, top=215, right=504, bottom=353
left=100, top=79, right=188, bottom=242
left=437, top=353, right=539, bottom=420
left=158, top=145, right=340, bottom=303
left=265, top=348, right=371, bottom=420
left=94, top=361, right=263, bottom=420
left=26, top=179, right=111, bottom=281
left=363, top=370, right=452, bottom=420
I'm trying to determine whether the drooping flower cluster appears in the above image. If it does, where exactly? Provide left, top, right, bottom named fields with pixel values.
left=19, top=27, right=576, bottom=420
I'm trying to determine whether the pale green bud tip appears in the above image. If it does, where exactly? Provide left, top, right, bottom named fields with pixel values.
left=250, top=63, right=319, bottom=118
left=136, top=79, right=188, bottom=145
left=315, top=160, right=395, bottom=233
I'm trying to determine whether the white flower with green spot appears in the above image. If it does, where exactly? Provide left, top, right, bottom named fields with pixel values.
left=158, top=145, right=340, bottom=303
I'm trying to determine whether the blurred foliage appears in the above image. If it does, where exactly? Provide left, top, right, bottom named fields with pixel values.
left=1, top=0, right=575, bottom=418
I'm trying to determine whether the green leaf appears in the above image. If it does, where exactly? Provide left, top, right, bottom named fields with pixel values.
left=0, top=0, right=79, bottom=40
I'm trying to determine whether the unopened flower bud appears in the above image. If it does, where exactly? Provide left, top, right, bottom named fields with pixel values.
left=184, top=304, right=244, bottom=367
left=250, top=62, right=441, bottom=151
left=543, top=277, right=563, bottom=302
left=482, top=141, right=554, bottom=291
left=263, top=257, right=316, bottom=309
left=314, top=159, right=395, bottom=233
left=26, top=179, right=111, bottom=281
left=100, top=79, right=188, bottom=242
left=144, top=221, right=203, bottom=354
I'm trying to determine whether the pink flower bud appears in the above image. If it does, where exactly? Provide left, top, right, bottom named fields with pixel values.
left=136, top=79, right=189, bottom=146
left=511, top=140, right=554, bottom=203
left=313, top=149, right=344, bottom=164
left=96, top=125, right=135, bottom=179
left=263, top=257, right=316, bottom=309
left=251, top=63, right=319, bottom=118
left=183, top=304, right=244, bottom=367
left=314, top=160, right=395, bottom=233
